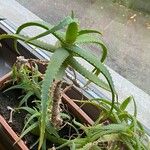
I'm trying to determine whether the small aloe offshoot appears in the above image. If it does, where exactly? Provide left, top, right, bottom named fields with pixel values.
left=0, top=13, right=117, bottom=149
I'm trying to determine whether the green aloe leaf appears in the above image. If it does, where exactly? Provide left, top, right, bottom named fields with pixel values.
left=21, top=112, right=40, bottom=134
left=65, top=22, right=78, bottom=44
left=70, top=142, right=76, bottom=150
left=90, top=123, right=128, bottom=133
left=75, top=34, right=107, bottom=80
left=0, top=34, right=56, bottom=52
left=4, top=84, right=23, bottom=92
left=132, top=96, right=137, bottom=117
left=67, top=45, right=116, bottom=112
left=120, top=96, right=132, bottom=111
left=93, top=98, right=119, bottom=111
left=13, top=21, right=65, bottom=52
left=19, top=91, right=33, bottom=107
left=76, top=34, right=107, bottom=63
left=15, top=122, right=39, bottom=144
left=14, top=21, right=50, bottom=53
left=39, top=48, right=69, bottom=150
left=16, top=22, right=49, bottom=34
left=46, top=120, right=59, bottom=138
left=26, top=16, right=75, bottom=42
left=17, top=106, right=37, bottom=114
left=122, top=137, right=135, bottom=150
left=69, top=58, right=111, bottom=91
left=55, top=62, right=68, bottom=80
left=78, top=29, right=102, bottom=36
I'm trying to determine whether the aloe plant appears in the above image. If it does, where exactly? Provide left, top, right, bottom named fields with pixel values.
left=0, top=13, right=117, bottom=149
left=2, top=13, right=148, bottom=150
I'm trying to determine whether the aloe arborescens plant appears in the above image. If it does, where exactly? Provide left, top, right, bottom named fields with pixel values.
left=0, top=13, right=149, bottom=150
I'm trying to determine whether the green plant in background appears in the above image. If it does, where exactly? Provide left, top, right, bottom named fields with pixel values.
left=0, top=13, right=149, bottom=150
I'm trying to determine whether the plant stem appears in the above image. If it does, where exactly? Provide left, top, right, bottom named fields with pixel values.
left=51, top=80, right=63, bottom=128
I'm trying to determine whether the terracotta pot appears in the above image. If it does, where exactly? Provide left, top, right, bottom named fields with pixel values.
left=0, top=115, right=29, bottom=150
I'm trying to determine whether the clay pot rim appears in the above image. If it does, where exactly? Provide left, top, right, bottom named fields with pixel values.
left=0, top=114, right=29, bottom=150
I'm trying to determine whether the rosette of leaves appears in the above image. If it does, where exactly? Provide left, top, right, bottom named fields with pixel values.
left=0, top=13, right=117, bottom=149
